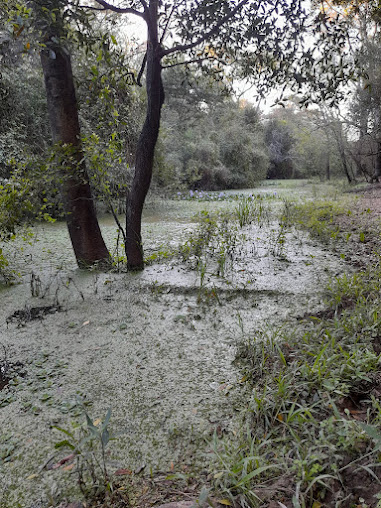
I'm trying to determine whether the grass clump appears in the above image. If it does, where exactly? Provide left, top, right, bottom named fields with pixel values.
left=179, top=210, right=241, bottom=277
left=214, top=265, right=381, bottom=507
left=291, top=199, right=350, bottom=243
left=235, top=195, right=271, bottom=229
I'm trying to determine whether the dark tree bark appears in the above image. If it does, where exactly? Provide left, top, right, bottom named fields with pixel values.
left=125, top=1, right=164, bottom=270
left=41, top=44, right=110, bottom=268
left=372, top=142, right=381, bottom=182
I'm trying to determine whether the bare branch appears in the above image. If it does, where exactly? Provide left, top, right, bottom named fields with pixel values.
left=160, top=0, right=249, bottom=58
left=77, top=4, right=109, bottom=11
left=137, top=51, right=147, bottom=86
left=160, top=0, right=180, bottom=45
left=108, top=200, right=127, bottom=244
left=162, top=57, right=211, bottom=69
left=92, top=0, right=145, bottom=18
left=162, top=56, right=234, bottom=69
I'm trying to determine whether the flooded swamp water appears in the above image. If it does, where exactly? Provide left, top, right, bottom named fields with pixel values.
left=0, top=181, right=349, bottom=507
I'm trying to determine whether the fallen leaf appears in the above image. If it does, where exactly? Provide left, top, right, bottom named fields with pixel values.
left=312, top=502, right=322, bottom=508
left=63, top=463, right=75, bottom=471
left=114, top=468, right=132, bottom=476
left=277, top=414, right=284, bottom=422
left=93, top=418, right=102, bottom=426
left=214, top=472, right=224, bottom=479
left=52, top=453, right=75, bottom=469
left=217, top=500, right=232, bottom=506
left=170, top=461, right=174, bottom=471
left=27, top=474, right=39, bottom=480
left=82, top=320, right=90, bottom=326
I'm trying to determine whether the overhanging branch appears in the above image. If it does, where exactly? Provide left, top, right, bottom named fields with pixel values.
left=160, top=0, right=250, bottom=58
left=93, top=0, right=145, bottom=18
left=160, top=0, right=180, bottom=45
left=162, top=55, right=234, bottom=69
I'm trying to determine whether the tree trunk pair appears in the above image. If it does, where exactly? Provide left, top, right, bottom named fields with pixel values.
left=41, top=44, right=110, bottom=268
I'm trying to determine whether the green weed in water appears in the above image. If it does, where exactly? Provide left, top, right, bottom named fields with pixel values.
left=52, top=408, right=118, bottom=501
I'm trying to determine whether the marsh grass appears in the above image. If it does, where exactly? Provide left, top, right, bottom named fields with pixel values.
left=235, top=195, right=271, bottom=229
left=179, top=210, right=241, bottom=278
left=214, top=246, right=381, bottom=506
left=290, top=199, right=350, bottom=244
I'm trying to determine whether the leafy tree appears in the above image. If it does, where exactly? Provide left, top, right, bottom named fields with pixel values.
left=158, top=67, right=267, bottom=189
left=265, top=117, right=295, bottom=179
left=89, top=0, right=333, bottom=269
left=322, top=0, right=381, bottom=181
left=34, top=1, right=111, bottom=267
left=265, top=105, right=344, bottom=180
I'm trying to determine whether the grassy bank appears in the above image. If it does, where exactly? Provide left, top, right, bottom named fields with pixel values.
left=213, top=192, right=381, bottom=507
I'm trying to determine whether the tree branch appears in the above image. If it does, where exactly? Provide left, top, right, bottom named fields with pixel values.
left=137, top=51, right=147, bottom=86
left=162, top=56, right=233, bottom=69
left=159, top=0, right=180, bottom=45
left=162, top=57, right=211, bottom=69
left=92, top=0, right=145, bottom=18
left=77, top=4, right=110, bottom=11
left=160, top=0, right=250, bottom=58
left=108, top=199, right=127, bottom=244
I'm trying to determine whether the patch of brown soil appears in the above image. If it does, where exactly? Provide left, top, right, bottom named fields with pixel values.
left=324, top=459, right=381, bottom=507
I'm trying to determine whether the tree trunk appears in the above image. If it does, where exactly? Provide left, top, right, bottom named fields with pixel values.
left=326, top=152, right=330, bottom=181
left=341, top=151, right=353, bottom=183
left=372, top=141, right=381, bottom=182
left=125, top=2, right=164, bottom=270
left=41, top=44, right=110, bottom=268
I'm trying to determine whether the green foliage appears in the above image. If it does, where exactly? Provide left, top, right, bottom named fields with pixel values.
left=265, top=117, right=295, bottom=179
left=159, top=70, right=268, bottom=190
left=0, top=63, right=50, bottom=178
left=179, top=210, right=241, bottom=278
left=215, top=263, right=381, bottom=506
left=265, top=106, right=344, bottom=181
left=291, top=199, right=348, bottom=242
left=53, top=408, right=114, bottom=499
left=0, top=175, right=34, bottom=282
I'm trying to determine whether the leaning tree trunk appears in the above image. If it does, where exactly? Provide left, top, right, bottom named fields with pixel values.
left=125, top=2, right=164, bottom=270
left=41, top=44, right=110, bottom=268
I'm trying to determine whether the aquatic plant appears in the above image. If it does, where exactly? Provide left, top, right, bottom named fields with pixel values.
left=52, top=408, right=116, bottom=501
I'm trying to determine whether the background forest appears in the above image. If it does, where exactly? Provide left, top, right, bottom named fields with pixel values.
left=1, top=0, right=380, bottom=224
